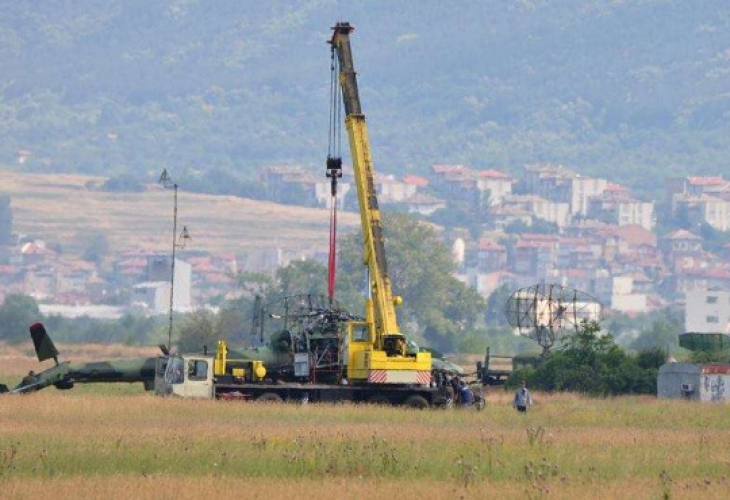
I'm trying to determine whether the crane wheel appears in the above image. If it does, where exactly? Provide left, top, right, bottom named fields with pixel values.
left=403, top=395, right=429, bottom=409
left=257, top=392, right=283, bottom=403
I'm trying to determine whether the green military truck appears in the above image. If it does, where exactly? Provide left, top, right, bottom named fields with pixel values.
left=476, top=347, right=540, bottom=386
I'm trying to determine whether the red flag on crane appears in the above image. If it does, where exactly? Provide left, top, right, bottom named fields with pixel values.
left=327, top=198, right=337, bottom=301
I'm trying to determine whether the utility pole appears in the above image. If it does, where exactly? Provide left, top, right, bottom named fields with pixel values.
left=159, top=169, right=190, bottom=351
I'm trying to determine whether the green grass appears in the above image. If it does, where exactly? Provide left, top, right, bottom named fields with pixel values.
left=2, top=390, right=730, bottom=500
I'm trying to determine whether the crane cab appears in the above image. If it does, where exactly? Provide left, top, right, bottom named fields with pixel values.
left=346, top=319, right=431, bottom=385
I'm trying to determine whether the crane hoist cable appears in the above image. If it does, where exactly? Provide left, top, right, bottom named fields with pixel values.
left=326, top=44, right=343, bottom=304
left=328, top=45, right=343, bottom=166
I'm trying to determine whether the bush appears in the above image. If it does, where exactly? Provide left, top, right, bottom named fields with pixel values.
left=512, top=321, right=659, bottom=395
left=0, top=294, right=41, bottom=343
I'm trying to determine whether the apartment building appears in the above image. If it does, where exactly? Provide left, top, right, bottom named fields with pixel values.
left=685, top=289, right=730, bottom=334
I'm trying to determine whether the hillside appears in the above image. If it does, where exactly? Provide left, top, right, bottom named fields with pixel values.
left=2, top=170, right=358, bottom=256
left=2, top=1, right=730, bottom=199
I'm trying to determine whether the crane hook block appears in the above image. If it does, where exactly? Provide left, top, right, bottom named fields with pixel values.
left=326, top=156, right=343, bottom=178
left=326, top=156, right=343, bottom=196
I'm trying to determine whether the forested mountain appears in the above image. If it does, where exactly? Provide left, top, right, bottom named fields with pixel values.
left=2, top=1, right=730, bottom=199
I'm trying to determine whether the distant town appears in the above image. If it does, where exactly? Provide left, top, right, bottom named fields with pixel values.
left=2, top=163, right=729, bottom=333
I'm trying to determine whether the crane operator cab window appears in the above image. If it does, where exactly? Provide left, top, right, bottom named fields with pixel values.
left=350, top=323, right=370, bottom=343
left=165, top=356, right=185, bottom=385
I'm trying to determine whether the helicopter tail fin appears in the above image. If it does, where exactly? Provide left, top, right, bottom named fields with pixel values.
left=29, top=323, right=60, bottom=365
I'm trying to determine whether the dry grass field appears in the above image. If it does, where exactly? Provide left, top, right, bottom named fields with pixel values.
left=2, top=391, right=730, bottom=499
left=2, top=170, right=358, bottom=256
left=2, top=344, right=730, bottom=499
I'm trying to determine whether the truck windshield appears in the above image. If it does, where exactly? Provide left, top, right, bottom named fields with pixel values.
left=164, top=356, right=185, bottom=385
left=155, top=356, right=168, bottom=377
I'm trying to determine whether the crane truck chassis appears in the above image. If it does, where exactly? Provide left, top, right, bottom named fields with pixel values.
left=152, top=294, right=481, bottom=409
left=154, top=339, right=444, bottom=409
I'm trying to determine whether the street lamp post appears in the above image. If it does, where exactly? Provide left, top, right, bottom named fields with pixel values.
left=159, top=169, right=190, bottom=351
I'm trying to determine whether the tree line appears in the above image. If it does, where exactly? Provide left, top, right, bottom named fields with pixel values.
left=512, top=321, right=666, bottom=396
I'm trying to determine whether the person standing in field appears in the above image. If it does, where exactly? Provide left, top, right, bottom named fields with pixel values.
left=513, top=380, right=533, bottom=413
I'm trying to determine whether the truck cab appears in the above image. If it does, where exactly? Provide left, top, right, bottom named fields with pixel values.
left=156, top=354, right=215, bottom=399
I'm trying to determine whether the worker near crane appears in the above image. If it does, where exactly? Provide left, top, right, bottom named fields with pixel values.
left=458, top=378, right=474, bottom=407
left=513, top=380, right=533, bottom=413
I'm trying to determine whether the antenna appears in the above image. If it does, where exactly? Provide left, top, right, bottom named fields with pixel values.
left=251, top=295, right=265, bottom=344
left=505, top=283, right=602, bottom=354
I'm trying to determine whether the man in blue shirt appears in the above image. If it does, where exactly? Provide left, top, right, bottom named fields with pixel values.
left=513, top=380, right=533, bottom=413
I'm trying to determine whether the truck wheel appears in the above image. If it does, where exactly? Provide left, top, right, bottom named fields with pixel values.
left=403, top=395, right=429, bottom=409
left=434, top=393, right=453, bottom=409
left=257, top=392, right=283, bottom=403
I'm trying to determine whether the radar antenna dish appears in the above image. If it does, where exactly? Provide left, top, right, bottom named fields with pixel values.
left=505, top=283, right=601, bottom=354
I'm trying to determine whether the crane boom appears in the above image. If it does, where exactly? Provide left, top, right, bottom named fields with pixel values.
left=329, top=22, right=431, bottom=385
left=330, top=22, right=400, bottom=348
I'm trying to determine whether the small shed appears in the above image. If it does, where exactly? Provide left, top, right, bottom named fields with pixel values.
left=658, top=362, right=730, bottom=401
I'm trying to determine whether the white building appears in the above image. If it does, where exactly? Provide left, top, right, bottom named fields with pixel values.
left=314, top=179, right=352, bottom=209
left=588, top=184, right=656, bottom=230
left=530, top=197, right=571, bottom=229
left=522, top=164, right=607, bottom=217
left=501, top=195, right=571, bottom=229
left=666, top=175, right=730, bottom=208
left=701, top=195, right=730, bottom=231
left=593, top=274, right=647, bottom=314
left=475, top=170, right=513, bottom=206
left=132, top=282, right=170, bottom=315
left=685, top=289, right=730, bottom=333
left=571, top=176, right=608, bottom=217
left=133, top=256, right=192, bottom=314
left=615, top=199, right=654, bottom=230
left=658, top=363, right=730, bottom=401
left=39, top=304, right=126, bottom=319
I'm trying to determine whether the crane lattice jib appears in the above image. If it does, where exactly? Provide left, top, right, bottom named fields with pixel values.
left=330, top=22, right=401, bottom=344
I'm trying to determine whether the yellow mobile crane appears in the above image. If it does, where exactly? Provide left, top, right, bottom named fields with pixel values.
left=149, top=23, right=441, bottom=408
left=328, top=22, right=432, bottom=385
